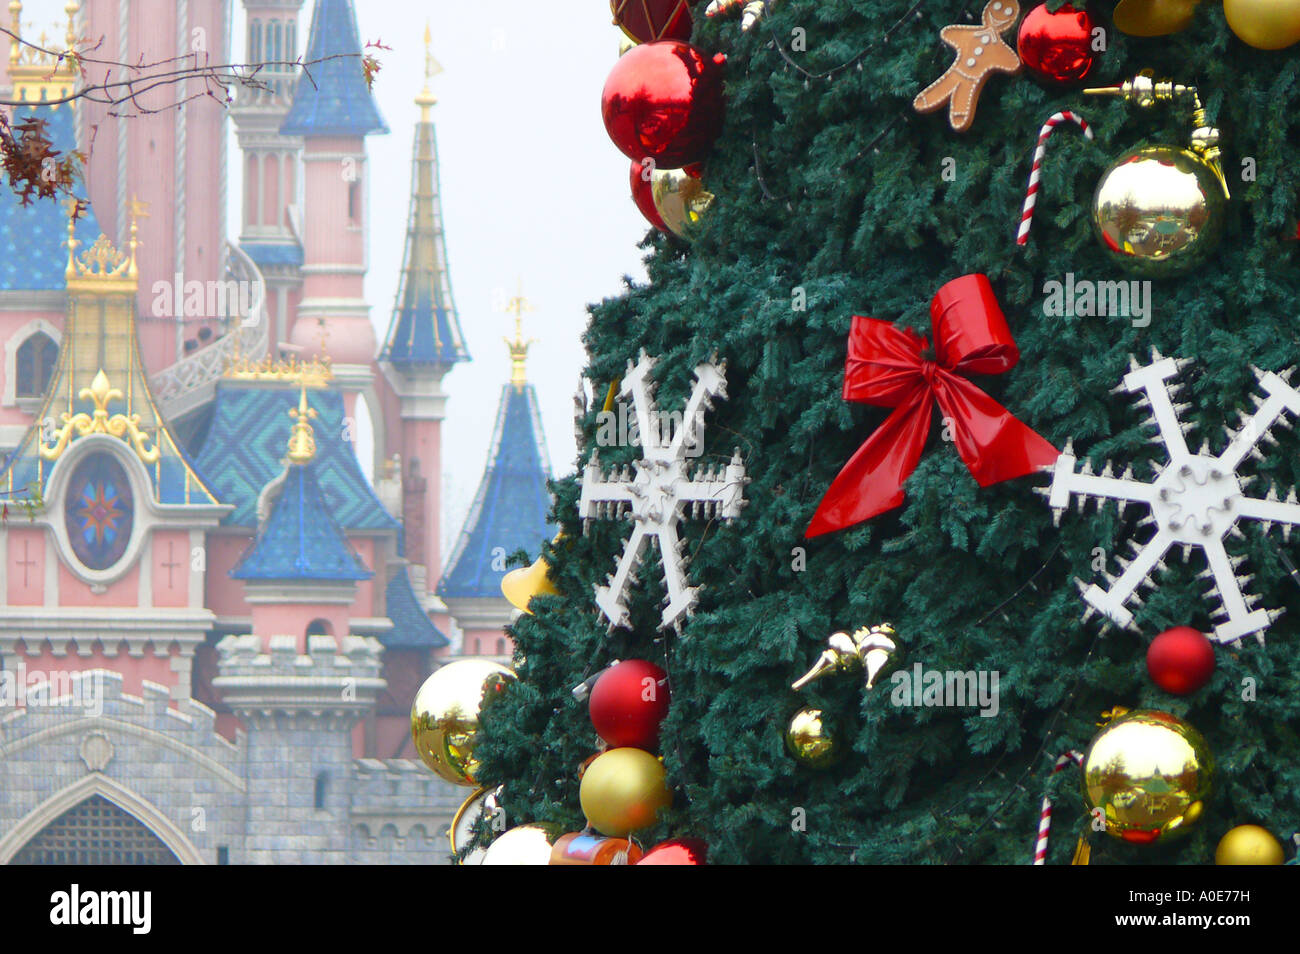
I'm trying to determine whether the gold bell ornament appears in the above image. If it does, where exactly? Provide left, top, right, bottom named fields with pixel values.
left=792, top=623, right=900, bottom=692
left=500, top=552, right=560, bottom=615
left=1081, top=708, right=1214, bottom=844
left=1084, top=72, right=1230, bottom=277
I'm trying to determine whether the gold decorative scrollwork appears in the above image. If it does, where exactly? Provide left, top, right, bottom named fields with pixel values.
left=39, top=369, right=161, bottom=464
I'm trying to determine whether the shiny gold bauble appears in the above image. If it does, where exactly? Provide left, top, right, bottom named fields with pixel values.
left=410, top=660, right=516, bottom=787
left=1113, top=0, right=1202, bottom=36
left=449, top=785, right=503, bottom=865
left=1215, top=824, right=1286, bottom=865
left=784, top=707, right=844, bottom=770
left=651, top=168, right=715, bottom=242
left=579, top=747, right=672, bottom=837
left=1082, top=709, right=1214, bottom=844
left=500, top=554, right=559, bottom=615
left=1092, top=145, right=1227, bottom=277
left=481, top=824, right=555, bottom=865
left=1224, top=0, right=1300, bottom=50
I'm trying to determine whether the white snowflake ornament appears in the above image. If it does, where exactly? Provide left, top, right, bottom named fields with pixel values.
left=579, top=351, right=748, bottom=632
left=1043, top=350, right=1300, bottom=645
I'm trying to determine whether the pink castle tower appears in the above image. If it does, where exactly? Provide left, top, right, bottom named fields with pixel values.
left=79, top=0, right=231, bottom=375
left=230, top=0, right=305, bottom=355
left=279, top=0, right=385, bottom=441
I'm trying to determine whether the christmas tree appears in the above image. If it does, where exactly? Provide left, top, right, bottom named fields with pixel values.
left=473, top=0, right=1300, bottom=865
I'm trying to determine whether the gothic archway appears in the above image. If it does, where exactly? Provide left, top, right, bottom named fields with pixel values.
left=10, top=794, right=180, bottom=865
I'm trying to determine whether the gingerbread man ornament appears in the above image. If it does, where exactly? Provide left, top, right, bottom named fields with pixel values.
left=913, top=0, right=1021, bottom=133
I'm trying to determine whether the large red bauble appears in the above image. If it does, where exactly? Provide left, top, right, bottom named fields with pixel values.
left=636, top=837, right=707, bottom=865
left=1017, top=3, right=1099, bottom=85
left=601, top=41, right=726, bottom=170
left=1146, top=626, right=1216, bottom=695
left=612, top=0, right=693, bottom=45
left=589, top=659, right=670, bottom=750
left=629, top=159, right=670, bottom=233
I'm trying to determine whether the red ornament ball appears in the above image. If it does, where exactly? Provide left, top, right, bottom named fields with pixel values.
left=589, top=659, right=670, bottom=750
left=629, top=159, right=669, bottom=233
left=1146, top=626, right=1216, bottom=695
left=601, top=41, right=726, bottom=170
left=636, top=837, right=707, bottom=865
left=611, top=0, right=693, bottom=45
left=1017, top=3, right=1100, bottom=85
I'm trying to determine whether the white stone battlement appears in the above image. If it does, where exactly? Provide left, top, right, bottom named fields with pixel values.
left=216, top=633, right=384, bottom=679
left=351, top=758, right=465, bottom=815
left=0, top=669, right=243, bottom=767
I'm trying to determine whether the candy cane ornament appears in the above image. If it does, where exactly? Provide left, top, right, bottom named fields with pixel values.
left=1017, top=111, right=1093, bottom=246
left=1032, top=750, right=1084, bottom=865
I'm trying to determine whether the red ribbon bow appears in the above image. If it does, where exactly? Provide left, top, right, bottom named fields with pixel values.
left=806, top=274, right=1058, bottom=537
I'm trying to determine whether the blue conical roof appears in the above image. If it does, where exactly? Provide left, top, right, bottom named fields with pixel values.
left=231, top=462, right=372, bottom=582
left=439, top=382, right=555, bottom=599
left=380, top=109, right=468, bottom=369
left=280, top=0, right=388, bottom=137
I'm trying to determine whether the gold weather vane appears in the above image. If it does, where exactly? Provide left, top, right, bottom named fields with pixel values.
left=501, top=280, right=537, bottom=389
left=415, top=21, right=442, bottom=119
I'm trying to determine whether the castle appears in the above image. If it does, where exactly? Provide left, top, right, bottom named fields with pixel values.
left=0, top=0, right=554, bottom=864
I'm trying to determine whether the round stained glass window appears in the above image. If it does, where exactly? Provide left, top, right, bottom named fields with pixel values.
left=64, top=452, right=134, bottom=571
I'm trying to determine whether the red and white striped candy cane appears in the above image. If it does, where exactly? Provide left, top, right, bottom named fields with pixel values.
left=1032, top=750, right=1084, bottom=865
left=1017, top=111, right=1093, bottom=247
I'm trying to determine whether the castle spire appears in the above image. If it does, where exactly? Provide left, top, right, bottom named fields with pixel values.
left=379, top=22, right=468, bottom=371
left=414, top=21, right=441, bottom=120
left=279, top=0, right=387, bottom=137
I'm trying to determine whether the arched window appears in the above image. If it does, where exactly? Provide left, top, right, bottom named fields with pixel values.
left=496, top=638, right=507, bottom=656
left=249, top=19, right=261, bottom=63
left=269, top=21, right=282, bottom=63
left=286, top=23, right=296, bottom=59
left=347, top=181, right=360, bottom=223
left=314, top=773, right=329, bottom=810
left=15, top=331, right=57, bottom=399
left=306, top=618, right=333, bottom=638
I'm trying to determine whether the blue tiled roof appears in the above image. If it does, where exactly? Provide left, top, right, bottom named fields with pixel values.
left=231, top=462, right=372, bottom=581
left=280, top=0, right=388, bottom=137
left=192, top=383, right=398, bottom=530
left=382, top=565, right=450, bottom=648
left=0, top=105, right=102, bottom=291
left=380, top=119, right=469, bottom=369
left=439, top=383, right=555, bottom=599
left=242, top=242, right=304, bottom=268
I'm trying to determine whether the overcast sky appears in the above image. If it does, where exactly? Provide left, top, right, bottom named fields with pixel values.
left=301, top=2, right=649, bottom=557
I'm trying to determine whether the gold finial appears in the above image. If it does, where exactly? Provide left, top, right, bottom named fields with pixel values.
left=9, top=1, right=21, bottom=66
left=501, top=280, right=536, bottom=389
left=286, top=383, right=318, bottom=465
left=415, top=21, right=442, bottom=118
left=8, top=0, right=79, bottom=106
left=64, top=195, right=145, bottom=293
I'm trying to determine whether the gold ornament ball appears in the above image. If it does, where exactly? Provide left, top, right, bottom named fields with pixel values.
left=1082, top=709, right=1213, bottom=844
left=410, top=659, right=516, bottom=787
left=1092, top=145, right=1226, bottom=277
left=1224, top=0, right=1300, bottom=50
left=1215, top=824, right=1285, bottom=865
left=481, top=824, right=555, bottom=865
left=784, top=707, right=843, bottom=770
left=579, top=747, right=672, bottom=837
left=1112, top=0, right=1203, bottom=37
left=651, top=167, right=715, bottom=242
